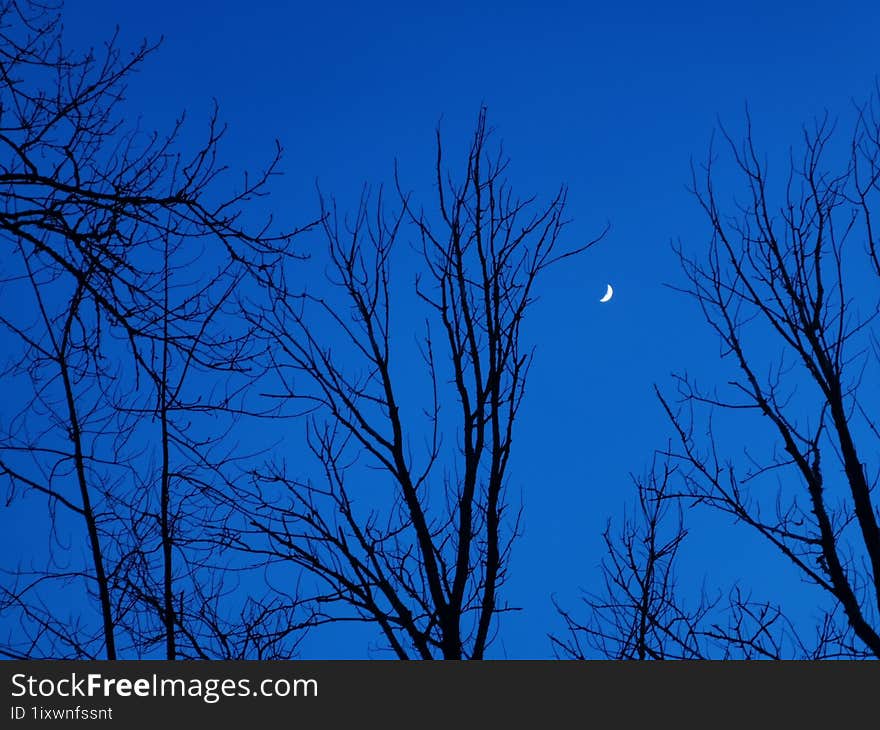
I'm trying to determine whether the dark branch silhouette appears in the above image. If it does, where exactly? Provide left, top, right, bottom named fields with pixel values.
left=233, top=109, right=603, bottom=658
left=558, top=90, right=880, bottom=660
left=0, top=0, right=313, bottom=659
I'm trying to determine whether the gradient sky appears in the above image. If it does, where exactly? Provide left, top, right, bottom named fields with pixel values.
left=4, top=0, right=878, bottom=658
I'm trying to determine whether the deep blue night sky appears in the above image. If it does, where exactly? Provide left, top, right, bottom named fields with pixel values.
left=3, top=1, right=879, bottom=657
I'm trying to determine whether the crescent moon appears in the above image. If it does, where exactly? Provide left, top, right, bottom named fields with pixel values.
left=599, top=284, right=613, bottom=303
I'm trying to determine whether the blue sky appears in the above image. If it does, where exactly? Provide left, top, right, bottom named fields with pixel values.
left=3, top=1, right=878, bottom=657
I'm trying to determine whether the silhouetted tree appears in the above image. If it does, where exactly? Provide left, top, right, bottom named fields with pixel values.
left=234, top=110, right=603, bottom=658
left=558, top=91, right=880, bottom=659
left=0, top=0, right=310, bottom=658
left=553, top=455, right=847, bottom=659
left=110, top=232, right=312, bottom=660
left=553, top=457, right=711, bottom=659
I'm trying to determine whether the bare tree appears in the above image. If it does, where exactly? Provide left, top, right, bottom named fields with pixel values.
left=560, top=90, right=880, bottom=660
left=0, top=0, right=310, bottom=659
left=552, top=454, right=850, bottom=659
left=110, top=232, right=312, bottom=660
left=553, top=457, right=711, bottom=660
left=234, top=110, right=603, bottom=659
left=0, top=265, right=124, bottom=659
